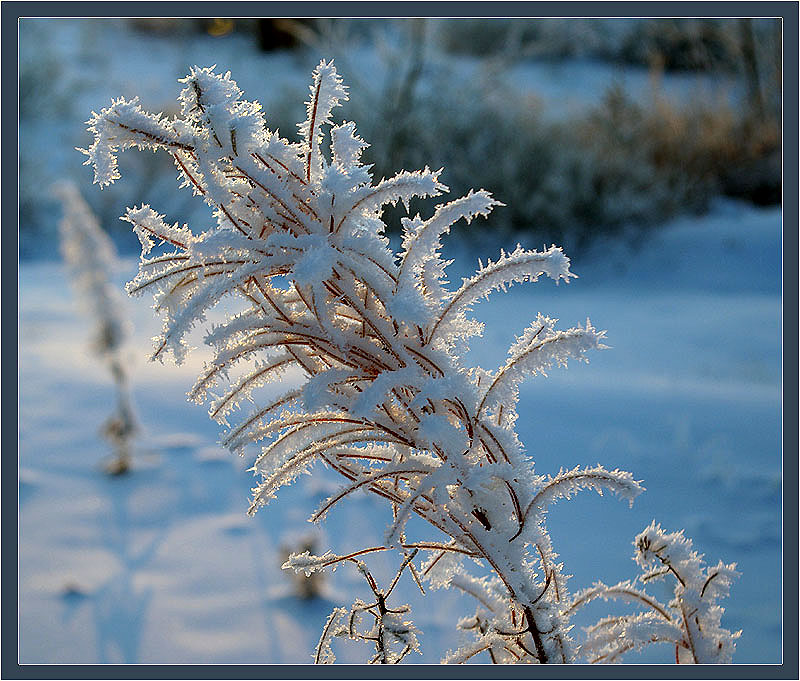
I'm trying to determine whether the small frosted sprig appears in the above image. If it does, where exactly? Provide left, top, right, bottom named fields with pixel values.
left=570, top=523, right=740, bottom=663
left=311, top=553, right=422, bottom=664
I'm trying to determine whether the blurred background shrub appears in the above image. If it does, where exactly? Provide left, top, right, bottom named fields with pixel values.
left=19, top=17, right=781, bottom=258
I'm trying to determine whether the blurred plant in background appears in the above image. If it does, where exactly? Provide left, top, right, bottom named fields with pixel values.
left=55, top=181, right=138, bottom=474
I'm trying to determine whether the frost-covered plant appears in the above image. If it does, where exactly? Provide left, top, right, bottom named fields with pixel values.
left=569, top=522, right=740, bottom=663
left=82, top=60, right=738, bottom=663
left=55, top=181, right=137, bottom=474
left=306, top=550, right=422, bottom=664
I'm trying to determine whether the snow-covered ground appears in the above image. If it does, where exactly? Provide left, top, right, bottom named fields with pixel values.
left=19, top=197, right=781, bottom=664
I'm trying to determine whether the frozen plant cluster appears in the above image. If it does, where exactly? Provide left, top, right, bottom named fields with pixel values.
left=82, top=60, right=739, bottom=663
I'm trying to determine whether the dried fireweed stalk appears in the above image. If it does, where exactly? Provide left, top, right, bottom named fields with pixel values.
left=82, top=60, right=739, bottom=663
